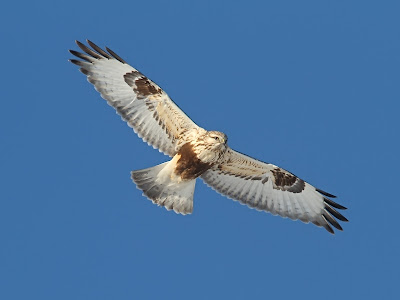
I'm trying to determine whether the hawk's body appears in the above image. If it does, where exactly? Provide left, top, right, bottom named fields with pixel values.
left=70, top=40, right=348, bottom=234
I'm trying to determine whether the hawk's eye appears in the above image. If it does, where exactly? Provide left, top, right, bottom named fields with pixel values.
left=213, top=136, right=219, bottom=141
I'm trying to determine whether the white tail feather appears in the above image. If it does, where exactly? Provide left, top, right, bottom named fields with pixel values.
left=131, top=162, right=196, bottom=214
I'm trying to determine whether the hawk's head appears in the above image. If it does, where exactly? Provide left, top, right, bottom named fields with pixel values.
left=191, top=130, right=228, bottom=163
left=205, top=131, right=228, bottom=150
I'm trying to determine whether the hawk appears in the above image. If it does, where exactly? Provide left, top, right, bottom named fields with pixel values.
left=69, top=40, right=348, bottom=234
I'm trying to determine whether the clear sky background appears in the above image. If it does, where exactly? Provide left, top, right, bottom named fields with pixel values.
left=1, top=0, right=399, bottom=299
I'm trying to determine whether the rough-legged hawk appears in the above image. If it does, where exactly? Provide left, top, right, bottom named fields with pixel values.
left=69, top=40, right=348, bottom=234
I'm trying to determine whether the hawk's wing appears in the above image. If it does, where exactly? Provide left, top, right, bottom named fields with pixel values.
left=201, top=149, right=348, bottom=234
left=69, top=40, right=199, bottom=157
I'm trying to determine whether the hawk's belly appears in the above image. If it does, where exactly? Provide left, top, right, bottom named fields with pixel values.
left=174, top=143, right=213, bottom=180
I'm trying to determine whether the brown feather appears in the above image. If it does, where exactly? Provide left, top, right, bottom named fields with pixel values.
left=175, top=143, right=213, bottom=180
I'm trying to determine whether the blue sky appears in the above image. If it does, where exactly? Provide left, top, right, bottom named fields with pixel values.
left=1, top=0, right=399, bottom=299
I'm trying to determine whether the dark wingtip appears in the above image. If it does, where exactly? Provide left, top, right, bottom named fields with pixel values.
left=323, top=211, right=343, bottom=231
left=105, top=46, right=127, bottom=64
left=80, top=68, right=89, bottom=75
left=75, top=40, right=85, bottom=48
left=314, top=219, right=335, bottom=234
left=325, top=203, right=349, bottom=222
left=69, top=49, right=94, bottom=62
left=316, top=188, right=336, bottom=198
left=72, top=40, right=125, bottom=64
left=323, top=222, right=335, bottom=234
left=75, top=40, right=103, bottom=59
left=69, top=59, right=83, bottom=66
left=86, top=39, right=112, bottom=59
left=324, top=197, right=347, bottom=210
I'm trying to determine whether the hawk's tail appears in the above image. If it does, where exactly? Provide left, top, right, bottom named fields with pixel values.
left=131, top=162, right=195, bottom=215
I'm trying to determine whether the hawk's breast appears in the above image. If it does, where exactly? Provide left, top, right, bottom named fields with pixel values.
left=174, top=143, right=213, bottom=180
